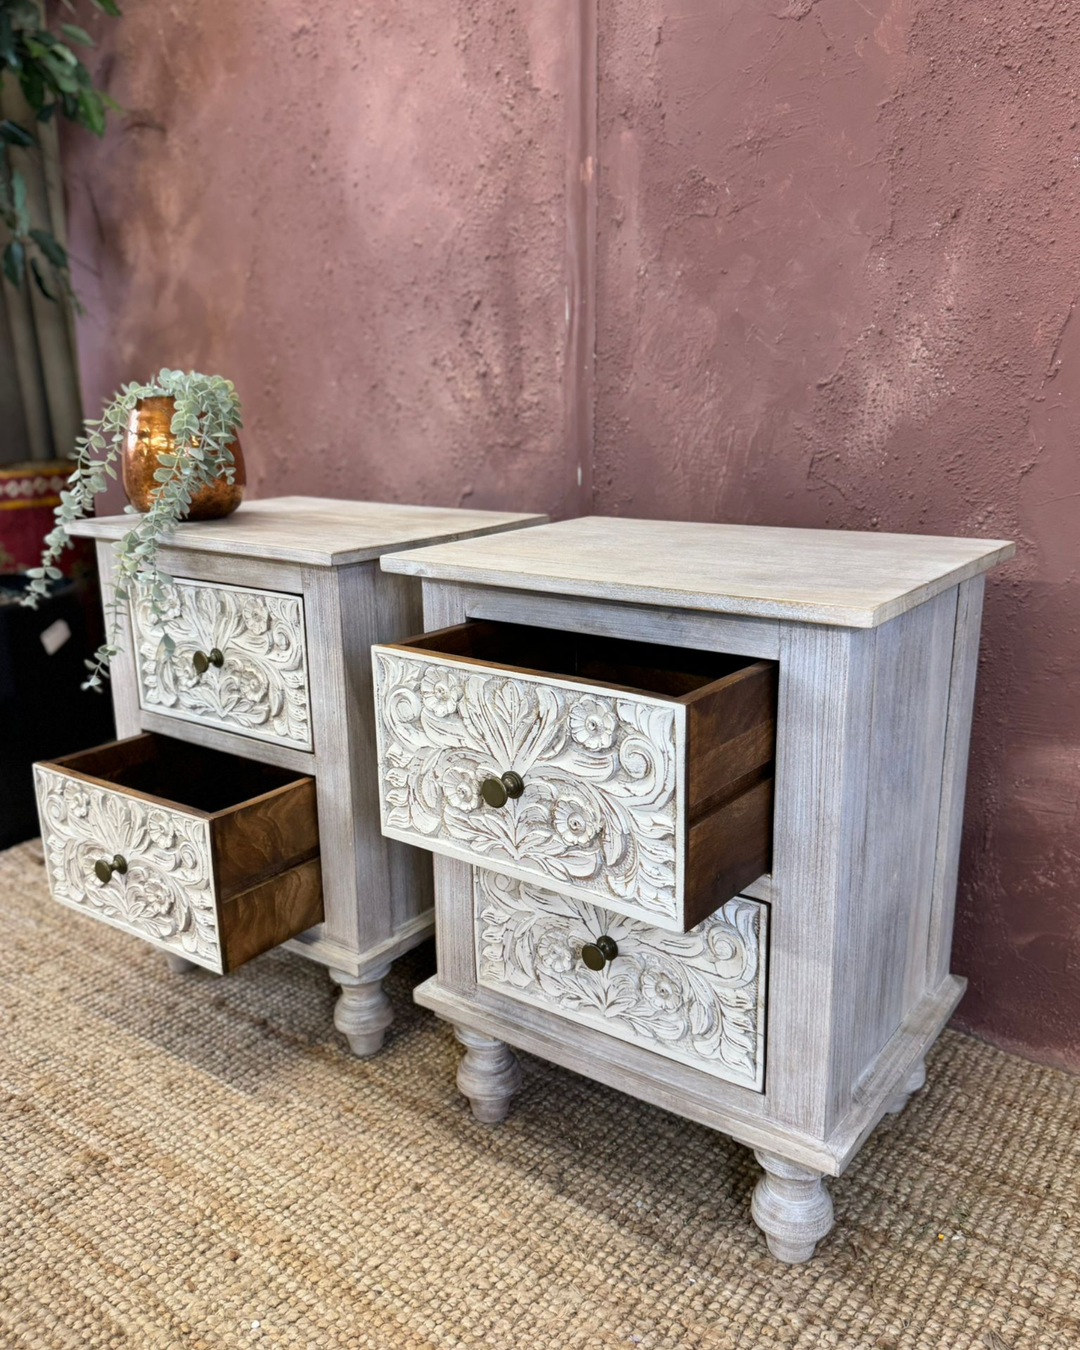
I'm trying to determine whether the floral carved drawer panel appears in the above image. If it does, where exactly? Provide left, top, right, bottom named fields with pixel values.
left=132, top=578, right=312, bottom=752
left=474, top=870, right=767, bottom=1092
left=34, top=764, right=222, bottom=971
left=373, top=647, right=684, bottom=926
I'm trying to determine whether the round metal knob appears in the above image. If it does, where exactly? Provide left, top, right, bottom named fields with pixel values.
left=192, top=647, right=224, bottom=675
left=480, top=771, right=525, bottom=809
left=580, top=935, right=619, bottom=971
left=94, top=854, right=128, bottom=884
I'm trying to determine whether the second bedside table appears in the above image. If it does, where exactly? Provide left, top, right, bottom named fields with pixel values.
left=41, top=497, right=545, bottom=1054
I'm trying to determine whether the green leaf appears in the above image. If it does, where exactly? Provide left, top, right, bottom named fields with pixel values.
left=89, top=0, right=122, bottom=15
left=2, top=239, right=24, bottom=286
left=30, top=257, right=56, bottom=301
left=12, top=169, right=28, bottom=222
left=36, top=103, right=57, bottom=123
left=29, top=228, right=68, bottom=269
left=0, top=119, right=34, bottom=147
left=76, top=88, right=106, bottom=136
left=60, top=24, right=95, bottom=47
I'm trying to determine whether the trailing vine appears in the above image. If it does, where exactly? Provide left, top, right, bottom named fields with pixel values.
left=21, top=369, right=243, bottom=691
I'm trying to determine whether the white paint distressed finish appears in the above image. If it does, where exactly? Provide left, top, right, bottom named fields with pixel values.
left=416, top=971, right=966, bottom=1176
left=454, top=583, right=780, bottom=660
left=131, top=577, right=313, bottom=751
left=79, top=500, right=544, bottom=1046
left=402, top=539, right=1008, bottom=1258
left=70, top=496, right=547, bottom=567
left=381, top=515, right=1013, bottom=628
left=926, top=575, right=986, bottom=986
left=34, top=764, right=222, bottom=972
left=372, top=644, right=686, bottom=927
left=751, top=1152, right=834, bottom=1263
left=475, top=871, right=767, bottom=1090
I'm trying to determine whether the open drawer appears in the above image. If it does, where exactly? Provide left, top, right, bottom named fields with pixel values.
left=373, top=620, right=776, bottom=933
left=34, top=733, right=322, bottom=973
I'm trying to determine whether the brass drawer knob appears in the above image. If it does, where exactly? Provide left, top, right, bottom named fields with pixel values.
left=94, top=854, right=128, bottom=884
left=581, top=935, right=619, bottom=971
left=192, top=647, right=224, bottom=675
left=480, top=771, right=525, bottom=809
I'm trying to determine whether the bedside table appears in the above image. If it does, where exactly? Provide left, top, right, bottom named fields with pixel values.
left=38, top=497, right=544, bottom=1053
left=372, top=517, right=1013, bottom=1260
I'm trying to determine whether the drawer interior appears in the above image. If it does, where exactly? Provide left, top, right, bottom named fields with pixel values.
left=397, top=620, right=759, bottom=702
left=54, top=734, right=308, bottom=814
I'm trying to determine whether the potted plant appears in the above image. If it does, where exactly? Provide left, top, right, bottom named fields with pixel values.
left=21, top=368, right=244, bottom=690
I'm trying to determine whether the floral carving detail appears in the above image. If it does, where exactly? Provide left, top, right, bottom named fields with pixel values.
left=475, top=871, right=766, bottom=1091
left=146, top=808, right=176, bottom=850
left=132, top=580, right=311, bottom=751
left=552, top=794, right=601, bottom=847
left=569, top=696, right=617, bottom=751
left=420, top=668, right=464, bottom=718
left=34, top=766, right=221, bottom=971
left=374, top=650, right=681, bottom=922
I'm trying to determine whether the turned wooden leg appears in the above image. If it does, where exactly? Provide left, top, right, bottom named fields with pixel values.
left=454, top=1026, right=522, bottom=1123
left=330, top=962, right=394, bottom=1057
left=163, top=952, right=199, bottom=974
left=885, top=1058, right=928, bottom=1115
left=751, top=1150, right=835, bottom=1263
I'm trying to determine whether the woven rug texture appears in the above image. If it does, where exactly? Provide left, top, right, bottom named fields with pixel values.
left=0, top=840, right=1077, bottom=1350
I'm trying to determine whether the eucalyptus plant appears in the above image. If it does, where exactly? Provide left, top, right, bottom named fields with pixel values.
left=1, top=0, right=122, bottom=304
left=22, top=369, right=243, bottom=691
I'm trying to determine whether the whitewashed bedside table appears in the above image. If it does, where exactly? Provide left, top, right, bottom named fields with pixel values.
left=39, top=497, right=544, bottom=1052
left=372, top=517, right=1013, bottom=1260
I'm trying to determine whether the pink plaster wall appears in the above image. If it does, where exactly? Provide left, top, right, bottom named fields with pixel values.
left=67, top=0, right=570, bottom=518
left=64, top=0, right=1078, bottom=1071
left=595, top=0, right=1080, bottom=1072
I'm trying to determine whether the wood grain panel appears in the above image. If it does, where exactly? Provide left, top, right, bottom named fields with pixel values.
left=219, top=857, right=324, bottom=971
left=210, top=775, right=320, bottom=901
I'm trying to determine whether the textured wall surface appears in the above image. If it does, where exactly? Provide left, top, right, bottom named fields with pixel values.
left=595, top=0, right=1078, bottom=1071
left=67, top=1, right=570, bottom=518
left=65, top=0, right=1077, bottom=1071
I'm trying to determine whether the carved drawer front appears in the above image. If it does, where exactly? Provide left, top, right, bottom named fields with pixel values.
left=475, top=870, right=767, bottom=1091
left=132, top=577, right=312, bottom=751
left=34, top=733, right=323, bottom=974
left=373, top=619, right=776, bottom=933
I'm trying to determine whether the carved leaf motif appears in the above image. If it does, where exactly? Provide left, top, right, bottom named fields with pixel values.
left=34, top=766, right=222, bottom=972
left=374, top=650, right=681, bottom=920
left=133, top=580, right=312, bottom=750
left=474, top=870, right=766, bottom=1091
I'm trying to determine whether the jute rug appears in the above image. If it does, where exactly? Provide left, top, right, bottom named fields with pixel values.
left=1, top=840, right=1077, bottom=1350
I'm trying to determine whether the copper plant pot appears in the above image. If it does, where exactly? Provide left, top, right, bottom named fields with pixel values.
left=122, top=395, right=245, bottom=519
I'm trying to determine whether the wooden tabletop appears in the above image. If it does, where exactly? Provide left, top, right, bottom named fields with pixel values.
left=68, top=496, right=548, bottom=567
left=380, top=516, right=1014, bottom=627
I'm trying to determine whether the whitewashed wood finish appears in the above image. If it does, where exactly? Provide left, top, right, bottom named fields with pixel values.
left=70, top=496, right=547, bottom=567
left=884, top=1058, right=927, bottom=1116
left=926, top=575, right=986, bottom=986
left=381, top=516, right=1013, bottom=628
left=454, top=1026, right=523, bottom=1123
left=751, top=1152, right=834, bottom=1264
left=416, top=970, right=966, bottom=1176
left=136, top=709, right=315, bottom=774
left=80, top=500, right=544, bottom=1049
left=94, top=540, right=141, bottom=739
left=163, top=952, right=200, bottom=974
left=454, top=583, right=780, bottom=660
left=474, top=871, right=767, bottom=1091
left=408, top=542, right=1006, bottom=1262
left=765, top=621, right=874, bottom=1136
left=34, top=764, right=222, bottom=973
left=330, top=962, right=394, bottom=1057
left=374, top=644, right=686, bottom=927
left=131, top=577, right=313, bottom=751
